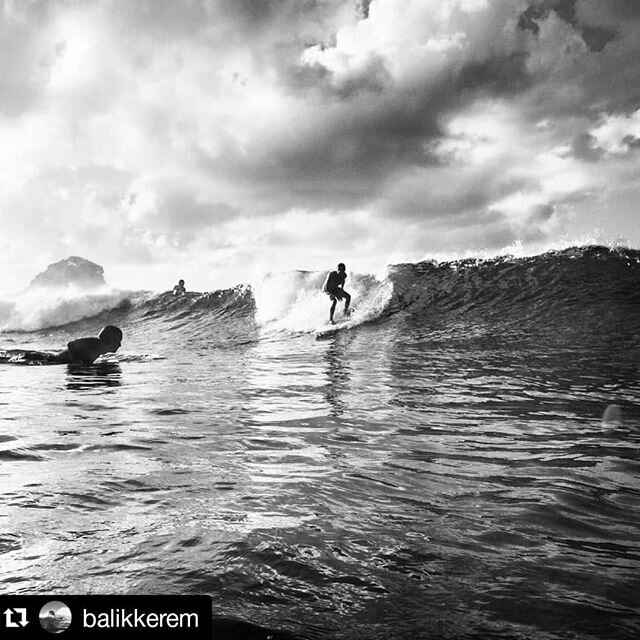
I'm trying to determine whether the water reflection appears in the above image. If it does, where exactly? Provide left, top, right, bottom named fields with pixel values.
left=242, top=334, right=327, bottom=423
left=322, top=335, right=353, bottom=418
left=65, top=362, right=122, bottom=390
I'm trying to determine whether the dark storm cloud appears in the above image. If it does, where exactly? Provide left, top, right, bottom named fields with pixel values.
left=189, top=79, right=450, bottom=213
left=520, top=0, right=617, bottom=51
left=155, top=0, right=636, bottom=230
left=576, top=0, right=640, bottom=26
left=157, top=191, right=239, bottom=232
left=108, top=0, right=351, bottom=52
left=191, top=38, right=539, bottom=216
left=125, top=187, right=241, bottom=247
left=437, top=207, right=519, bottom=250
left=504, top=0, right=640, bottom=162
left=524, top=0, right=640, bottom=104
left=3, top=0, right=640, bottom=291
left=379, top=169, right=541, bottom=223
left=622, top=135, right=640, bottom=150
left=570, top=133, right=603, bottom=162
left=356, top=0, right=372, bottom=19
left=454, top=52, right=532, bottom=98
left=285, top=58, right=391, bottom=103
left=528, top=203, right=555, bottom=223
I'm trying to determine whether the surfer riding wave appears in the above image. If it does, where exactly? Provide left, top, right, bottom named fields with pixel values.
left=323, top=263, right=351, bottom=325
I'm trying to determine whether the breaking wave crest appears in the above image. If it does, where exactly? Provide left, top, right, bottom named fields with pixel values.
left=1, top=246, right=639, bottom=344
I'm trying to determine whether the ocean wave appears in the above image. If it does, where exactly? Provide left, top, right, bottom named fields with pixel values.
left=388, top=245, right=640, bottom=321
left=0, top=287, right=140, bottom=333
left=1, top=246, right=638, bottom=339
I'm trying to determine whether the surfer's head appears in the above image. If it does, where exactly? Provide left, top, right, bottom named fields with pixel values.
left=337, top=263, right=346, bottom=272
left=98, top=325, right=123, bottom=351
left=178, top=279, right=184, bottom=286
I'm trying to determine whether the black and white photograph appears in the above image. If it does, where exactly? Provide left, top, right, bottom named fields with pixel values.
left=1, top=1, right=639, bottom=638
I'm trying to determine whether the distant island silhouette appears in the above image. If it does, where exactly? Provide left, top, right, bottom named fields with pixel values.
left=29, top=256, right=106, bottom=290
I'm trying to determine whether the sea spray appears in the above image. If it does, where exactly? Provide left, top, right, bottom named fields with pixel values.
left=0, top=286, right=137, bottom=333
left=251, top=269, right=393, bottom=333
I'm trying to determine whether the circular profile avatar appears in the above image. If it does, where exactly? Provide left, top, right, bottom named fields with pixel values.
left=39, top=601, right=72, bottom=634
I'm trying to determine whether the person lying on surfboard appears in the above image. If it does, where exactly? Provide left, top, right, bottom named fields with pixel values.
left=56, top=325, right=123, bottom=364
left=3, top=326, right=123, bottom=366
left=323, top=263, right=351, bottom=324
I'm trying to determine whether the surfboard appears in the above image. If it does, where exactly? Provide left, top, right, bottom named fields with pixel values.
left=315, top=313, right=356, bottom=339
left=315, top=322, right=348, bottom=340
left=314, top=309, right=356, bottom=340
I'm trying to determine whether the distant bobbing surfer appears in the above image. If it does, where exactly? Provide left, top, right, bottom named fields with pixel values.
left=323, top=263, right=351, bottom=324
left=172, top=279, right=186, bottom=296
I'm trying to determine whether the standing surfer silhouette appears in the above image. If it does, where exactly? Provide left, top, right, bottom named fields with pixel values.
left=323, top=263, right=351, bottom=324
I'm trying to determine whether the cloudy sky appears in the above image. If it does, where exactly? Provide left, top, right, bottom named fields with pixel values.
left=1, top=0, right=639, bottom=293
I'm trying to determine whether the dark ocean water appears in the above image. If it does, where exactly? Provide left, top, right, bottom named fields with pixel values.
left=1, top=246, right=639, bottom=639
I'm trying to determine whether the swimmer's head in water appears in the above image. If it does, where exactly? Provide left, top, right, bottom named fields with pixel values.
left=98, top=325, right=123, bottom=351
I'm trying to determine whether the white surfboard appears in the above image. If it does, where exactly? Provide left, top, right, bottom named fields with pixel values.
left=314, top=309, right=356, bottom=340
left=315, top=322, right=348, bottom=340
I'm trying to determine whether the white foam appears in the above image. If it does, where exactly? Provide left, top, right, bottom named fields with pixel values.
left=252, top=270, right=393, bottom=334
left=419, top=233, right=634, bottom=265
left=0, top=285, right=136, bottom=332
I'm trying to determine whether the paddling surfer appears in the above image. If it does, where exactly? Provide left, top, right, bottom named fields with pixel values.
left=3, top=326, right=123, bottom=365
left=56, top=325, right=123, bottom=364
left=323, top=263, right=351, bottom=324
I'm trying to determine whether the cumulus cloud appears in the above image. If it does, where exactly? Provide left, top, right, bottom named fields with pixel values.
left=0, top=0, right=639, bottom=293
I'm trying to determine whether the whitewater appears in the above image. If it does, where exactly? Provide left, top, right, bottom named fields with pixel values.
left=1, top=245, right=639, bottom=639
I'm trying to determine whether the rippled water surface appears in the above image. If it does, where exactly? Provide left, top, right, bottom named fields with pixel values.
left=1, top=314, right=640, bottom=640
